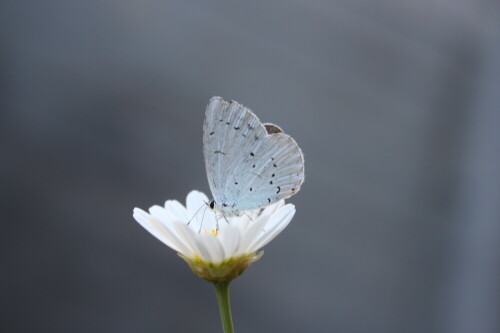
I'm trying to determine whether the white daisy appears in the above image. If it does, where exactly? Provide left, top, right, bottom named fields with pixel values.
left=133, top=190, right=296, bottom=282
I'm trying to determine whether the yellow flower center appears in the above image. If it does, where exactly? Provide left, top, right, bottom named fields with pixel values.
left=179, top=251, right=264, bottom=282
left=202, top=229, right=219, bottom=236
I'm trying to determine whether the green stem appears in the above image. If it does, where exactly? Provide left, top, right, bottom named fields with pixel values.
left=214, top=281, right=234, bottom=333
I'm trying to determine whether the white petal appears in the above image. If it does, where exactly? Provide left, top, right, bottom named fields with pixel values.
left=185, top=191, right=218, bottom=233
left=260, top=200, right=284, bottom=216
left=228, top=213, right=252, bottom=232
left=197, top=233, right=225, bottom=263
left=149, top=205, right=176, bottom=225
left=218, top=227, right=241, bottom=258
left=133, top=208, right=186, bottom=253
left=164, top=200, right=189, bottom=222
left=249, top=205, right=295, bottom=251
left=150, top=217, right=195, bottom=256
left=199, top=207, right=218, bottom=232
left=172, top=221, right=210, bottom=261
left=236, top=215, right=270, bottom=255
left=237, top=207, right=276, bottom=233
left=231, top=204, right=278, bottom=240
left=186, top=190, right=210, bottom=216
left=133, top=208, right=170, bottom=246
left=148, top=205, right=186, bottom=241
left=257, top=204, right=295, bottom=234
left=135, top=193, right=294, bottom=263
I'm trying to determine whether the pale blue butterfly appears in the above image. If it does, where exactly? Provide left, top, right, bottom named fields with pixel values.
left=203, top=97, right=304, bottom=215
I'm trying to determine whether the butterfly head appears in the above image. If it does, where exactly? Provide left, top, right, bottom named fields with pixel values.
left=209, top=199, right=243, bottom=216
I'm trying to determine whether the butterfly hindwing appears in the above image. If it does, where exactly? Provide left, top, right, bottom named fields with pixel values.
left=227, top=133, right=304, bottom=211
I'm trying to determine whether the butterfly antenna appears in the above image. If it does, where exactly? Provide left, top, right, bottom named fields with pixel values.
left=187, top=203, right=207, bottom=226
left=198, top=203, right=209, bottom=234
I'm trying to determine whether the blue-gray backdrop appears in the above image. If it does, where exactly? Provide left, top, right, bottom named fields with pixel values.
left=1, top=1, right=499, bottom=332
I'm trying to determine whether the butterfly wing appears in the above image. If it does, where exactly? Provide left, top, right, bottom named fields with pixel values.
left=203, top=97, right=304, bottom=214
left=227, top=133, right=304, bottom=212
left=203, top=97, right=267, bottom=206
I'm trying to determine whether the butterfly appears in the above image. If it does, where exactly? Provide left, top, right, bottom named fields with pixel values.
left=203, top=97, right=304, bottom=215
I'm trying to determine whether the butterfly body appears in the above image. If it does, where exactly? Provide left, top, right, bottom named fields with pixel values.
left=203, top=97, right=304, bottom=215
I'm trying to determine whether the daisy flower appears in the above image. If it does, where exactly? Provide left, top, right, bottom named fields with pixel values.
left=133, top=190, right=296, bottom=282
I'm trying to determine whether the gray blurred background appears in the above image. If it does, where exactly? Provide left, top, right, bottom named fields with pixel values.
left=1, top=1, right=499, bottom=332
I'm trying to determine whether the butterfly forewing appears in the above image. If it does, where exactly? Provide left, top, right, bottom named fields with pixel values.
left=203, top=97, right=304, bottom=214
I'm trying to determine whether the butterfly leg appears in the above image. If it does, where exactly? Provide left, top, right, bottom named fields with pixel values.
left=242, top=211, right=254, bottom=221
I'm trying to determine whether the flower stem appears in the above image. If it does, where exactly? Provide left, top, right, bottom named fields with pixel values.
left=214, top=281, right=234, bottom=333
